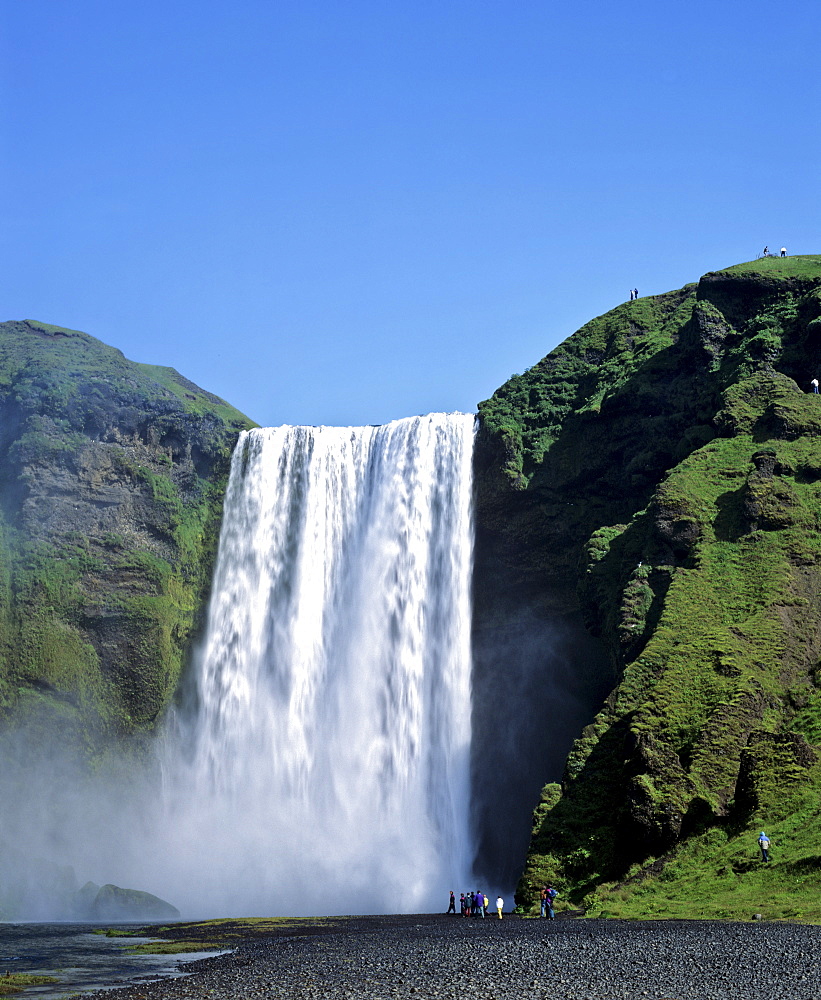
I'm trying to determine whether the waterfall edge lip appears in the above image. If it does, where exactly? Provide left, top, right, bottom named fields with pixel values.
left=244, top=410, right=479, bottom=432
left=161, top=412, right=477, bottom=917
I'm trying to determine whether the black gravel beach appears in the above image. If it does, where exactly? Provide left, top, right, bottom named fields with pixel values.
left=85, top=914, right=821, bottom=1000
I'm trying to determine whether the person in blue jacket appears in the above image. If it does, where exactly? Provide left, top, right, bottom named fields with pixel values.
left=545, top=884, right=558, bottom=919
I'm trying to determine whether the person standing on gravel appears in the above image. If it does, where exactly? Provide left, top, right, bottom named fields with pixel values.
left=447, top=891, right=456, bottom=914
left=496, top=896, right=504, bottom=920
left=545, top=884, right=558, bottom=919
left=758, top=831, right=771, bottom=861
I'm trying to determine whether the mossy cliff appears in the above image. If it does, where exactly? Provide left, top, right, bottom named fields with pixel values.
left=0, top=320, right=254, bottom=752
left=476, top=256, right=821, bottom=920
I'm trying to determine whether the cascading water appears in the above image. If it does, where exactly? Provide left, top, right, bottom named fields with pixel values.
left=161, top=412, right=476, bottom=915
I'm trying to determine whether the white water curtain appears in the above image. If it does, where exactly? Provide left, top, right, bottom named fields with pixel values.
left=157, top=413, right=476, bottom=915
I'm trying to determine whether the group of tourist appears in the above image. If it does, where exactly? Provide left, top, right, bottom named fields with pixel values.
left=447, top=890, right=505, bottom=919
left=540, top=883, right=558, bottom=918
left=445, top=834, right=771, bottom=924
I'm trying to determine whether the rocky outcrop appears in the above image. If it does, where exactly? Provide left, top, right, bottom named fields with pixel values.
left=0, top=320, right=255, bottom=747
left=0, top=844, right=179, bottom=920
left=89, top=882, right=180, bottom=921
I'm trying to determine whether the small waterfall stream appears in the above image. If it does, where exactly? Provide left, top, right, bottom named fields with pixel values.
left=163, top=413, right=476, bottom=914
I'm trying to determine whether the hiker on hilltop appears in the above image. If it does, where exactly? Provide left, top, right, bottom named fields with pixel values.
left=811, top=379, right=819, bottom=394
left=781, top=247, right=787, bottom=257
left=758, top=830, right=770, bottom=861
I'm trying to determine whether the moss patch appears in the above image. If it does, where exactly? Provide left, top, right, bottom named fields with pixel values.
left=0, top=975, right=58, bottom=996
left=101, top=916, right=343, bottom=952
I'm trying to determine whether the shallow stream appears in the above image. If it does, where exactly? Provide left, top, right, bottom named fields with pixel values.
left=0, top=923, right=225, bottom=998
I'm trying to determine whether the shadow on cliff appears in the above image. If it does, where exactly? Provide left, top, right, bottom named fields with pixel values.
left=469, top=542, right=612, bottom=890
left=522, top=712, right=637, bottom=903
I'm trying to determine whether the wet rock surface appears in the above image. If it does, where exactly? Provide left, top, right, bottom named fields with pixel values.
left=87, top=914, right=821, bottom=999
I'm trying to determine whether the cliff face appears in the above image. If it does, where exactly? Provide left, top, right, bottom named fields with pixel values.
left=0, top=320, right=254, bottom=751
left=475, top=256, right=821, bottom=919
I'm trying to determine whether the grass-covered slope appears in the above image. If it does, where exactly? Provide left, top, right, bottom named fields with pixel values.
left=0, top=320, right=255, bottom=750
left=476, top=256, right=821, bottom=920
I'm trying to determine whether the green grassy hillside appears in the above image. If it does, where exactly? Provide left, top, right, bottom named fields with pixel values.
left=0, top=320, right=255, bottom=751
left=476, top=256, right=821, bottom=920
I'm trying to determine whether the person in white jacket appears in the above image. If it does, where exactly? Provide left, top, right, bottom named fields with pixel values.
left=496, top=896, right=504, bottom=919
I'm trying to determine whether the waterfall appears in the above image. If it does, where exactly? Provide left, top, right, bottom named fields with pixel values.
left=162, top=413, right=476, bottom=915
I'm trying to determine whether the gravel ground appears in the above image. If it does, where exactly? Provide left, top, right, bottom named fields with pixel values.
left=87, top=914, right=821, bottom=1000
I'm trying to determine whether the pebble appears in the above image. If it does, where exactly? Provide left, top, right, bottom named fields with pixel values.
left=83, top=914, right=821, bottom=1000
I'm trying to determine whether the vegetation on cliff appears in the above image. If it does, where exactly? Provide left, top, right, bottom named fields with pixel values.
left=476, top=256, right=821, bottom=920
left=0, top=320, right=255, bottom=751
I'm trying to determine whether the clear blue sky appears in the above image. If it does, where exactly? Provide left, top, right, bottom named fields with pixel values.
left=2, top=0, right=819, bottom=427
